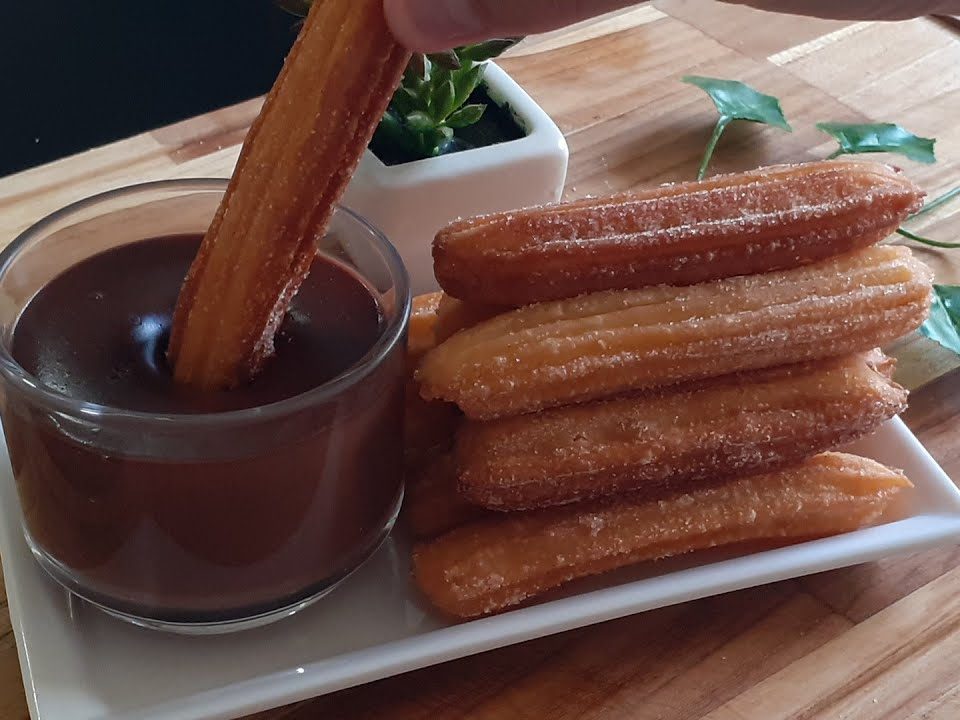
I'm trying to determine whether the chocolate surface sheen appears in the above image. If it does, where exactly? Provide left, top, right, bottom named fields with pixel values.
left=12, top=233, right=383, bottom=413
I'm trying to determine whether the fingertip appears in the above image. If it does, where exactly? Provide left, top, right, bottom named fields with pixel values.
left=383, top=0, right=446, bottom=53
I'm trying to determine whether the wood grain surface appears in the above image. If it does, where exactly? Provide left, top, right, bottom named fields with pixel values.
left=1, top=2, right=959, bottom=718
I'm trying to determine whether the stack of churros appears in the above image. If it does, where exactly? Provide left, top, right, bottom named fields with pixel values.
left=404, top=159, right=932, bottom=619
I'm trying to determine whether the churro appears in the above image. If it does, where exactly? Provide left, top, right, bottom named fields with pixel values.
left=409, top=293, right=443, bottom=365
left=435, top=294, right=509, bottom=343
left=457, top=351, right=906, bottom=509
left=414, top=453, right=911, bottom=618
left=169, top=0, right=410, bottom=389
left=418, top=246, right=932, bottom=419
left=405, top=452, right=490, bottom=539
left=433, top=160, right=924, bottom=306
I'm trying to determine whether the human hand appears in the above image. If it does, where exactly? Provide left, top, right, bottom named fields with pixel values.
left=383, top=0, right=960, bottom=52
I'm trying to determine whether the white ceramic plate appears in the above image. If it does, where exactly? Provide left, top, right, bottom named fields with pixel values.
left=4, top=417, right=960, bottom=720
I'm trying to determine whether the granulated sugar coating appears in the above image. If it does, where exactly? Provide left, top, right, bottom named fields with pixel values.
left=432, top=160, right=924, bottom=306
left=417, top=245, right=933, bottom=419
left=412, top=453, right=911, bottom=618
left=455, top=351, right=907, bottom=510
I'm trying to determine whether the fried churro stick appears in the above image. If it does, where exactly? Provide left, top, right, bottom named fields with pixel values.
left=409, top=293, right=443, bottom=365
left=457, top=351, right=906, bottom=510
left=418, top=246, right=932, bottom=419
left=414, top=453, right=911, bottom=618
left=169, top=0, right=410, bottom=389
left=434, top=160, right=924, bottom=306
left=435, top=294, right=510, bottom=343
left=405, top=293, right=460, bottom=467
left=405, top=452, right=491, bottom=539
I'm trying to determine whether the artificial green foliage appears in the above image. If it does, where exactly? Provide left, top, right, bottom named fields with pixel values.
left=682, top=76, right=792, bottom=180
left=816, top=122, right=936, bottom=164
left=921, top=285, right=960, bottom=354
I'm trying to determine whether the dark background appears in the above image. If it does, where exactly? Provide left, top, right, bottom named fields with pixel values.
left=0, top=1, right=298, bottom=178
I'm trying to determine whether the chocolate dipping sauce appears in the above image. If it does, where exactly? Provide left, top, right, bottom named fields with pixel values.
left=4, top=234, right=406, bottom=622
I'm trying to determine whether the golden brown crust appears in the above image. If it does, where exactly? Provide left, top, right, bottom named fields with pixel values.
left=456, top=352, right=907, bottom=510
left=409, top=293, right=443, bottom=365
left=435, top=294, right=510, bottom=343
left=413, top=453, right=911, bottom=618
left=418, top=246, right=932, bottom=419
left=433, top=160, right=924, bottom=306
left=169, top=0, right=410, bottom=389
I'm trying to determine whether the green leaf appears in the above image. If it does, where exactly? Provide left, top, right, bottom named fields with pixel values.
left=432, top=80, right=457, bottom=122
left=458, top=38, right=524, bottom=62
left=405, top=111, right=436, bottom=132
left=453, top=63, right=487, bottom=110
left=391, top=87, right=420, bottom=117
left=446, top=104, right=486, bottom=129
left=682, top=76, right=792, bottom=130
left=920, top=285, right=960, bottom=354
left=683, top=76, right=792, bottom=180
left=817, top=122, right=936, bottom=164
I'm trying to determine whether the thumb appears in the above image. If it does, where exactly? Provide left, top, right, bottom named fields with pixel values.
left=384, top=0, right=639, bottom=52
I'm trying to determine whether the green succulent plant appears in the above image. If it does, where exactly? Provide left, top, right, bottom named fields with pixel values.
left=276, top=0, right=522, bottom=161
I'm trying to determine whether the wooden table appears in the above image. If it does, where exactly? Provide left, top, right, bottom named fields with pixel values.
left=1, top=3, right=959, bottom=718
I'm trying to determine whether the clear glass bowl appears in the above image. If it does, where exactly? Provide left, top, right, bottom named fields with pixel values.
left=0, top=180, right=410, bottom=633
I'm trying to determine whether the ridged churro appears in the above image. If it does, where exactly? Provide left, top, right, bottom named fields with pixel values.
left=169, top=0, right=410, bottom=388
left=418, top=246, right=932, bottom=419
left=433, top=160, right=924, bottom=306
left=414, top=453, right=911, bottom=618
left=405, top=293, right=460, bottom=467
left=405, top=452, right=490, bottom=539
left=435, top=294, right=509, bottom=343
left=409, top=293, right=443, bottom=365
left=457, top=351, right=906, bottom=510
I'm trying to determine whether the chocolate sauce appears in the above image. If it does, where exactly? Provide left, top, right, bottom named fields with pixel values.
left=12, top=234, right=382, bottom=413
left=4, top=234, right=406, bottom=622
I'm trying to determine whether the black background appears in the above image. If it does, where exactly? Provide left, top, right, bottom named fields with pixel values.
left=0, top=1, right=298, bottom=178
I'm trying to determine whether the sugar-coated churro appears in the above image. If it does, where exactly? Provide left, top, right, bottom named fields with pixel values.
left=414, top=453, right=911, bottom=618
left=405, top=452, right=490, bottom=539
left=418, top=246, right=932, bottom=419
left=457, top=351, right=906, bottom=509
left=433, top=160, right=924, bottom=306
left=169, top=0, right=410, bottom=389
left=435, top=294, right=509, bottom=343
left=409, top=293, right=443, bottom=365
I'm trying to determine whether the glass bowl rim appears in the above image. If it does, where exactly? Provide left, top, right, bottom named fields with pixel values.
left=0, top=178, right=411, bottom=430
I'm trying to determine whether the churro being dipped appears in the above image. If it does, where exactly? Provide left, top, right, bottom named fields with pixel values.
left=434, top=160, right=924, bottom=306
left=169, top=0, right=410, bottom=389
left=414, top=453, right=911, bottom=618
left=419, top=245, right=932, bottom=419
left=457, top=351, right=907, bottom=510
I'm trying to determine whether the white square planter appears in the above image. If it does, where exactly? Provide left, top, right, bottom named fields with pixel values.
left=342, top=62, right=569, bottom=295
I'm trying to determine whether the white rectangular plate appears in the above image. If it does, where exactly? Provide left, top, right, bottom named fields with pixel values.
left=4, top=417, right=960, bottom=720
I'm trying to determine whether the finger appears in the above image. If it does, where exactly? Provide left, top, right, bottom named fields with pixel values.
left=719, top=0, right=960, bottom=20
left=384, top=0, right=640, bottom=52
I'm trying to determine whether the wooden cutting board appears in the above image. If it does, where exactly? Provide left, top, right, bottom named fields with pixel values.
left=1, top=2, right=959, bottom=718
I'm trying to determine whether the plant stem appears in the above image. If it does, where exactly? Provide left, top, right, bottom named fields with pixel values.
left=910, top=185, right=960, bottom=220
left=697, top=115, right=732, bottom=181
left=896, top=227, right=960, bottom=248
